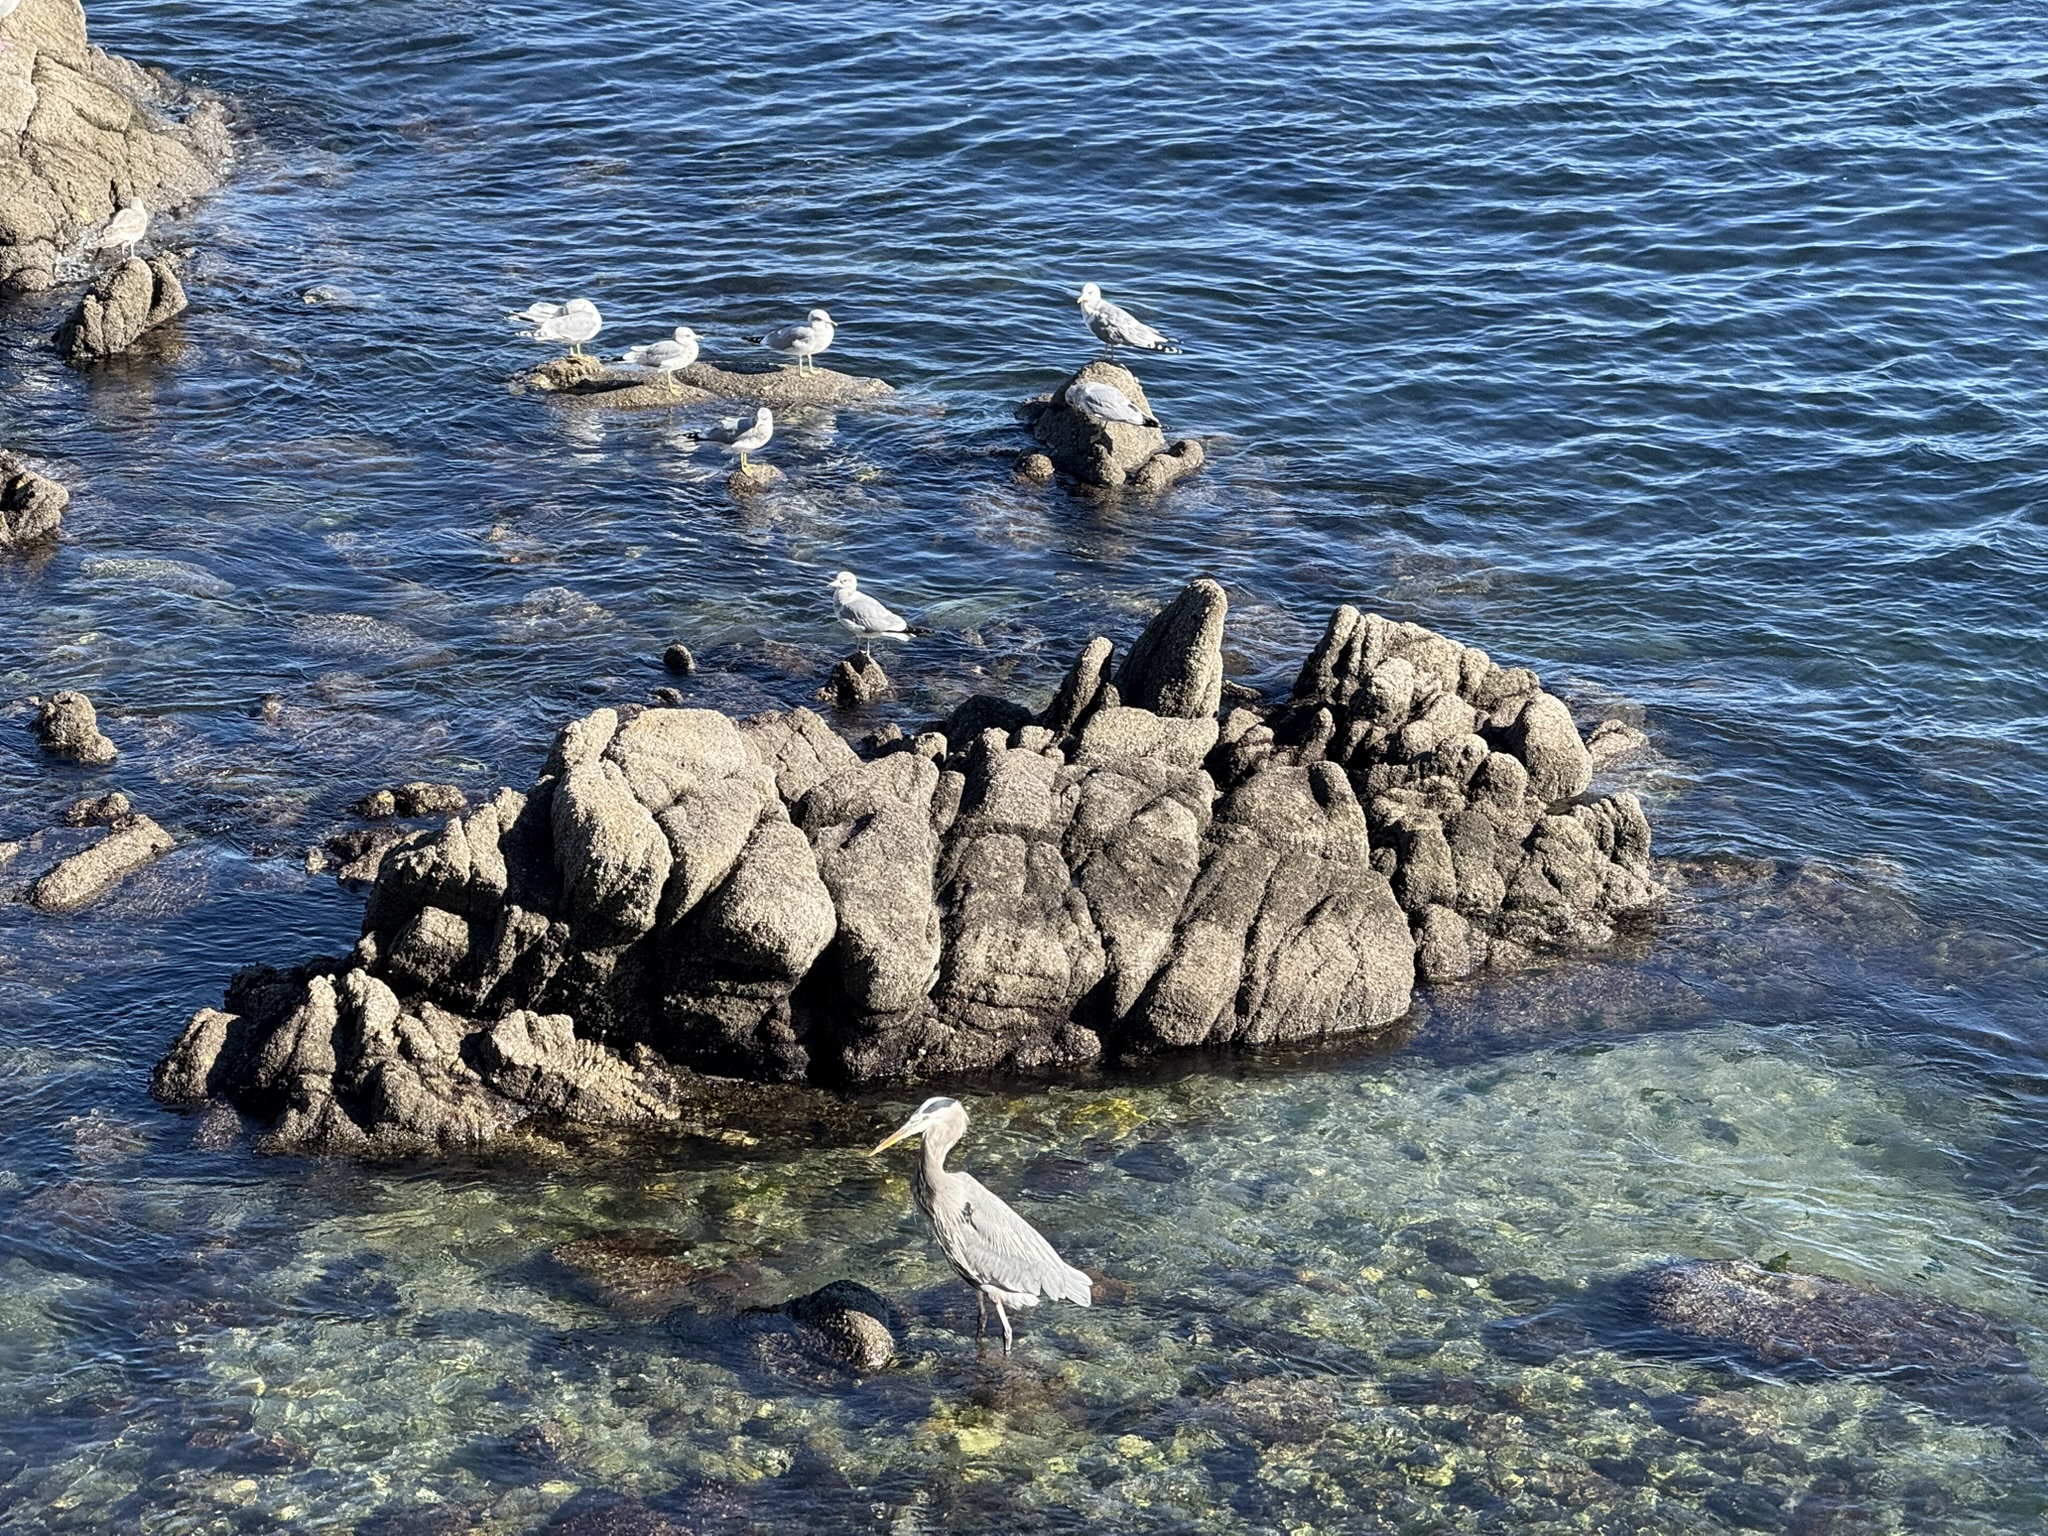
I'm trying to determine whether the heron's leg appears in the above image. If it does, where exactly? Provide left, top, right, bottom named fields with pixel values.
left=994, top=1297, right=1014, bottom=1356
left=976, top=1291, right=987, bottom=1341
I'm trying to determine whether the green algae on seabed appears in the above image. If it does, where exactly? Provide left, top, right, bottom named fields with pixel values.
left=0, top=1023, right=2043, bottom=1533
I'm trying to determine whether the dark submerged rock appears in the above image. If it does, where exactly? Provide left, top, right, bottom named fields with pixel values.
left=815, top=651, right=889, bottom=709
left=1488, top=1257, right=2047, bottom=1429
left=154, top=581, right=1662, bottom=1153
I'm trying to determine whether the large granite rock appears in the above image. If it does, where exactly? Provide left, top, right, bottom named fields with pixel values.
left=0, top=0, right=230, bottom=295
left=153, top=581, right=1661, bottom=1153
left=1016, top=361, right=1204, bottom=491
left=54, top=250, right=186, bottom=360
left=0, top=450, right=68, bottom=547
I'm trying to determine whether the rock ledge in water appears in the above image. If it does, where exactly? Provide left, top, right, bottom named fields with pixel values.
left=521, top=353, right=894, bottom=409
left=154, top=580, right=1660, bottom=1154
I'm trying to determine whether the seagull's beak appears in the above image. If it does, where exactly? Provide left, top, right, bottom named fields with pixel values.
left=869, top=1117, right=919, bottom=1155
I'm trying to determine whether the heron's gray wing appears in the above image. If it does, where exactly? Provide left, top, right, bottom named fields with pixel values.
left=949, top=1173, right=1092, bottom=1305
left=837, top=591, right=908, bottom=633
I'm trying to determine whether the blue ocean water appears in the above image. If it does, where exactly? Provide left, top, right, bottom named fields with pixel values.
left=1, top=1, right=2044, bottom=1528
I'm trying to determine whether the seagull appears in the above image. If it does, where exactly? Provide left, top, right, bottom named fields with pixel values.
left=508, top=297, right=603, bottom=357
left=686, top=405, right=773, bottom=472
left=1064, top=378, right=1158, bottom=429
left=89, top=201, right=150, bottom=260
left=828, top=570, right=912, bottom=656
left=0, top=0, right=20, bottom=52
left=752, top=308, right=835, bottom=371
left=1075, top=282, right=1184, bottom=358
left=620, top=325, right=699, bottom=397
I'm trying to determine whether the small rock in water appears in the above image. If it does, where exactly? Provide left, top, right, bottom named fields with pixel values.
left=662, top=643, right=696, bottom=676
left=61, top=791, right=131, bottom=826
left=324, top=826, right=407, bottom=883
left=29, top=691, right=118, bottom=765
left=649, top=686, right=684, bottom=708
left=353, top=782, right=466, bottom=820
left=1015, top=450, right=1055, bottom=483
left=727, top=461, right=784, bottom=496
left=300, top=284, right=356, bottom=306
left=55, top=254, right=189, bottom=363
left=816, top=651, right=890, bottom=709
left=28, top=813, right=175, bottom=911
left=0, top=453, right=69, bottom=549
left=747, top=1278, right=901, bottom=1374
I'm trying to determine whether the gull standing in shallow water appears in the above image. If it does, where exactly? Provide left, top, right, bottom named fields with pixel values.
left=686, top=405, right=773, bottom=472
left=754, top=307, right=835, bottom=371
left=1076, top=282, right=1184, bottom=358
left=90, top=200, right=150, bottom=260
left=827, top=570, right=912, bottom=655
left=508, top=297, right=603, bottom=357
left=619, top=325, right=699, bottom=396
left=871, top=1096, right=1092, bottom=1354
left=1064, top=378, right=1158, bottom=428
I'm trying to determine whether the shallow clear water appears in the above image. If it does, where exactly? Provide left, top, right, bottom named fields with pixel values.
left=2, top=0, right=2045, bottom=1529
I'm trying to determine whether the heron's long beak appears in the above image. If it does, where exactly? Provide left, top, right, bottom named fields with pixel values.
left=869, top=1119, right=919, bottom=1155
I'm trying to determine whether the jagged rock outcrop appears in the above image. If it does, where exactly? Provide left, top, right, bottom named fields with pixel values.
left=154, top=581, right=1660, bottom=1154
left=520, top=353, right=893, bottom=409
left=1017, top=361, right=1205, bottom=491
left=0, top=450, right=68, bottom=547
left=0, top=0, right=230, bottom=295
left=54, top=251, right=186, bottom=360
left=30, top=689, right=116, bottom=764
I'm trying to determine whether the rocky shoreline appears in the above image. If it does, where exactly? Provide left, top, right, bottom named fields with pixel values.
left=153, top=578, right=1659, bottom=1155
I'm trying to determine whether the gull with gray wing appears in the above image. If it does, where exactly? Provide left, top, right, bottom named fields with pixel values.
left=1064, top=378, right=1158, bottom=428
left=684, top=405, right=774, bottom=472
left=1075, top=281, right=1184, bottom=358
left=620, top=325, right=699, bottom=397
left=828, top=570, right=913, bottom=656
left=871, top=1096, right=1092, bottom=1353
left=754, top=307, right=835, bottom=371
left=509, top=296, right=603, bottom=356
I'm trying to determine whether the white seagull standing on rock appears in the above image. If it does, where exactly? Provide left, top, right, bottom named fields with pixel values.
left=1076, top=282, right=1184, bottom=358
left=754, top=307, right=835, bottom=371
left=619, top=325, right=699, bottom=396
left=1064, top=378, right=1158, bottom=428
left=686, top=405, right=774, bottom=472
left=508, top=296, right=603, bottom=357
left=0, top=0, right=24, bottom=53
left=828, top=570, right=914, bottom=656
left=90, top=200, right=150, bottom=260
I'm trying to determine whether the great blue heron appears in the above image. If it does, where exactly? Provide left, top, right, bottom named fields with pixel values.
left=620, top=325, right=700, bottom=397
left=753, top=307, right=835, bottom=371
left=871, top=1096, right=1092, bottom=1353
left=508, top=296, right=603, bottom=357
left=1063, top=378, right=1159, bottom=429
left=685, top=405, right=774, bottom=472
left=1075, top=282, right=1184, bottom=358
left=828, top=570, right=913, bottom=657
